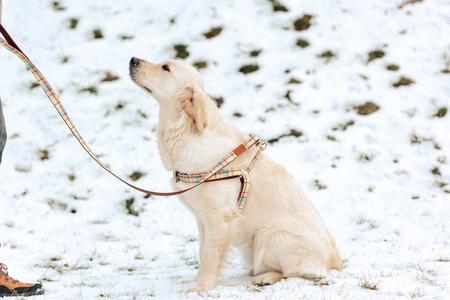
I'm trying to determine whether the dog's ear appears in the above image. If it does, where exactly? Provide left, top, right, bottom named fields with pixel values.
left=176, top=86, right=208, bottom=133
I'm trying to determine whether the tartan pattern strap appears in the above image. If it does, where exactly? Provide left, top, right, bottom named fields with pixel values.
left=0, top=31, right=108, bottom=172
left=244, top=139, right=266, bottom=172
left=237, top=175, right=250, bottom=211
left=175, top=168, right=242, bottom=183
left=174, top=169, right=250, bottom=212
left=202, top=134, right=260, bottom=180
left=0, top=24, right=266, bottom=198
left=174, top=138, right=265, bottom=212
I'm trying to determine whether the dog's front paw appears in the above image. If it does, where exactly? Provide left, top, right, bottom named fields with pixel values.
left=182, top=271, right=200, bottom=284
left=188, top=285, right=208, bottom=293
left=187, top=280, right=216, bottom=293
left=181, top=278, right=197, bottom=284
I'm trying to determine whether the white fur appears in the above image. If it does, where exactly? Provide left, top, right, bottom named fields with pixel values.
left=129, top=58, right=344, bottom=292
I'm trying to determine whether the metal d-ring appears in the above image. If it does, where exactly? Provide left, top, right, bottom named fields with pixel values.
left=257, top=138, right=267, bottom=150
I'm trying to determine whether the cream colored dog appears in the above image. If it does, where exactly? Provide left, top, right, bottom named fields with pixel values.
left=129, top=57, right=344, bottom=292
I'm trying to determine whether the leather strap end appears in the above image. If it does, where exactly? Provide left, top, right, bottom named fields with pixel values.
left=233, top=144, right=247, bottom=156
left=0, top=24, right=25, bottom=55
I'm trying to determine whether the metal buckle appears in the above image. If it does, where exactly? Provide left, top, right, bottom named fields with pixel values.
left=173, top=171, right=180, bottom=183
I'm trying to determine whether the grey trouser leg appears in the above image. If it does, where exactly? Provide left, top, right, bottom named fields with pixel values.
left=0, top=97, right=7, bottom=164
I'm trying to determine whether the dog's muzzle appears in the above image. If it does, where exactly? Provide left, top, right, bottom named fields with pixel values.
left=129, top=57, right=140, bottom=82
left=129, top=58, right=152, bottom=93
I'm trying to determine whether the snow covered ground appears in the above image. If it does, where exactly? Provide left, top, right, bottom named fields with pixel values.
left=0, top=0, right=449, bottom=299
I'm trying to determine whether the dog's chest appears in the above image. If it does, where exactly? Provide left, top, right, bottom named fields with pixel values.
left=158, top=133, right=237, bottom=174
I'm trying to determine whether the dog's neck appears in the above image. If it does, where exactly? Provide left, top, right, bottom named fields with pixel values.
left=156, top=112, right=189, bottom=171
left=155, top=98, right=245, bottom=173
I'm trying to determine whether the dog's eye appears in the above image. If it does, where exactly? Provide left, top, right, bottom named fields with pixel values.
left=162, top=64, right=170, bottom=72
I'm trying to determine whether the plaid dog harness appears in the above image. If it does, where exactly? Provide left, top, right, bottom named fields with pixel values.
left=174, top=134, right=266, bottom=212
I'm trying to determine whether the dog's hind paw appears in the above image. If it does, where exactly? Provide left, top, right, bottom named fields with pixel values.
left=252, top=272, right=284, bottom=286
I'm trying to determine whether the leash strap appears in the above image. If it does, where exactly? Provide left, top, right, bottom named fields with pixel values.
left=0, top=24, right=264, bottom=197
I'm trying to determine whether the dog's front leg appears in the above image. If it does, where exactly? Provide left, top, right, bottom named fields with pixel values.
left=188, top=214, right=232, bottom=293
left=182, top=218, right=205, bottom=284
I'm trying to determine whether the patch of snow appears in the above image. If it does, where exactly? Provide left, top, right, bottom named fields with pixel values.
left=0, top=0, right=449, bottom=299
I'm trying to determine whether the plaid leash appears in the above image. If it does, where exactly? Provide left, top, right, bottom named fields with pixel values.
left=175, top=136, right=266, bottom=212
left=0, top=24, right=266, bottom=198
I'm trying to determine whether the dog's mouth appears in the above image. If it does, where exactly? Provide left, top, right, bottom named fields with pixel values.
left=137, top=82, right=152, bottom=94
left=129, top=70, right=152, bottom=94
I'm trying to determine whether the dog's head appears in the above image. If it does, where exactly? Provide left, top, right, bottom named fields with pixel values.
left=129, top=57, right=208, bottom=133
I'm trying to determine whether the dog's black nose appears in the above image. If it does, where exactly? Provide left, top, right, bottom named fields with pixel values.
left=130, top=57, right=140, bottom=67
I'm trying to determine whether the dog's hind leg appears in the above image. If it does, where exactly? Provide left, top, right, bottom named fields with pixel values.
left=251, top=228, right=329, bottom=286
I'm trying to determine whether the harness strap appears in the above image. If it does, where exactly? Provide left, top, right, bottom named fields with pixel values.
left=244, top=139, right=266, bottom=172
left=175, top=169, right=249, bottom=212
left=174, top=140, right=265, bottom=212
left=0, top=24, right=266, bottom=197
